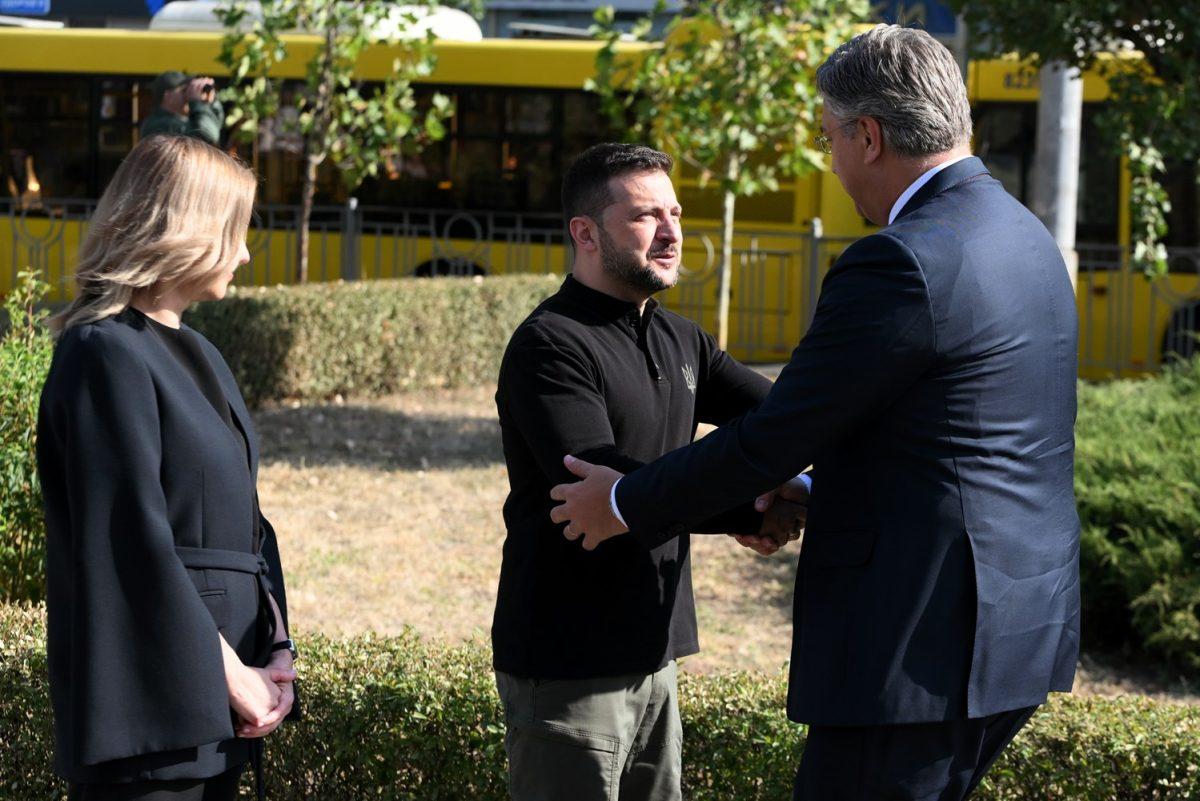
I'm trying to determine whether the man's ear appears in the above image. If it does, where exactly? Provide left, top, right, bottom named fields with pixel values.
left=569, top=216, right=600, bottom=253
left=860, top=116, right=884, bottom=165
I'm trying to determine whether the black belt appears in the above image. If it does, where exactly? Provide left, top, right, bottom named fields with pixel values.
left=176, top=546, right=269, bottom=576
left=176, top=546, right=273, bottom=801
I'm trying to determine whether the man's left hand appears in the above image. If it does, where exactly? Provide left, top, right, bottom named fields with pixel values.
left=549, top=455, right=628, bottom=550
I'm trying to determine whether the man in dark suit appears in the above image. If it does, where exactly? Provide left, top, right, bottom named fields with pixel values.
left=548, top=24, right=1081, bottom=800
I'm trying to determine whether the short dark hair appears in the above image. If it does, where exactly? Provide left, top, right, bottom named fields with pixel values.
left=561, top=143, right=673, bottom=222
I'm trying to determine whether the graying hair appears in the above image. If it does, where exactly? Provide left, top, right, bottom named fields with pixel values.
left=816, top=24, right=972, bottom=158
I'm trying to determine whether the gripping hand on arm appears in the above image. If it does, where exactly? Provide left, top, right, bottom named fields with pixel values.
left=549, top=455, right=628, bottom=550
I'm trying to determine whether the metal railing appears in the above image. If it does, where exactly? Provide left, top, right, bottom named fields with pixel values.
left=1076, top=243, right=1200, bottom=373
left=5, top=197, right=1198, bottom=370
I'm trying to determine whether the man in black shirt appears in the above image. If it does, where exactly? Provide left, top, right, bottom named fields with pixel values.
left=492, top=143, right=808, bottom=800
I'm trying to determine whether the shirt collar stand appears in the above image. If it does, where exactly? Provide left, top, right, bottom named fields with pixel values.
left=561, top=274, right=657, bottom=325
left=888, top=154, right=973, bottom=225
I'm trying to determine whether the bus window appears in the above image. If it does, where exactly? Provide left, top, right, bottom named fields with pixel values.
left=353, top=85, right=608, bottom=215
left=505, top=139, right=557, bottom=211
left=241, top=81, right=610, bottom=218
left=0, top=76, right=91, bottom=202
left=97, top=79, right=140, bottom=195
left=506, top=92, right=554, bottom=135
left=974, top=101, right=1119, bottom=244
left=561, top=91, right=609, bottom=170
left=457, top=88, right=502, bottom=137
left=973, top=102, right=1035, bottom=203
left=1163, top=161, right=1199, bottom=251
left=455, top=138, right=505, bottom=208
left=1076, top=106, right=1119, bottom=244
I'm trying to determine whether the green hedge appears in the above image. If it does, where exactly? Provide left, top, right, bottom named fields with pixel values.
left=184, top=275, right=560, bottom=407
left=1075, top=359, right=1200, bottom=670
left=2, top=604, right=1198, bottom=800
left=0, top=273, right=53, bottom=603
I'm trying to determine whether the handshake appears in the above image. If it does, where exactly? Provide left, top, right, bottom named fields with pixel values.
left=549, top=456, right=809, bottom=554
left=733, top=474, right=810, bottom=556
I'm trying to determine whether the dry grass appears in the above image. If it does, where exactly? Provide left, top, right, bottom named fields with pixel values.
left=254, top=385, right=1198, bottom=703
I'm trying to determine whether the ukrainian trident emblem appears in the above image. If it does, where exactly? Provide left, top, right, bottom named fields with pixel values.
left=682, top=363, right=697, bottom=394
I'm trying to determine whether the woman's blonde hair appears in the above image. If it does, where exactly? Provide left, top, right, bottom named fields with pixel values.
left=50, top=135, right=257, bottom=336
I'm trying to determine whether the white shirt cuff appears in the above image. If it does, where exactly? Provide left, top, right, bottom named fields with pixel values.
left=609, top=478, right=628, bottom=528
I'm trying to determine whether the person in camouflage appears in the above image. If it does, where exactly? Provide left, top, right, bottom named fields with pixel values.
left=139, top=71, right=225, bottom=146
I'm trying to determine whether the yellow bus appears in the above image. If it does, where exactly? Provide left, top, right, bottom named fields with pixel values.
left=1, top=27, right=1196, bottom=376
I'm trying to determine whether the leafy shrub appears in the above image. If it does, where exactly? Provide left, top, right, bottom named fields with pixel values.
left=1075, top=358, right=1200, bottom=671
left=184, top=275, right=560, bottom=406
left=2, top=604, right=1198, bottom=800
left=0, top=272, right=53, bottom=602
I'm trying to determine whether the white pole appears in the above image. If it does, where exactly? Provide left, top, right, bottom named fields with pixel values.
left=1032, top=61, right=1084, bottom=288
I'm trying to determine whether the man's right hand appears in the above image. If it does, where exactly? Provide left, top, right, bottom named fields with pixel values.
left=734, top=498, right=807, bottom=555
left=732, top=475, right=812, bottom=556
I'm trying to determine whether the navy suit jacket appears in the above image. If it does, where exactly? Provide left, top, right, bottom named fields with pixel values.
left=616, top=157, right=1081, bottom=725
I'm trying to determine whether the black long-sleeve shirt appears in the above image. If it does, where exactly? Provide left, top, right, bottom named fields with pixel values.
left=492, top=275, right=772, bottom=679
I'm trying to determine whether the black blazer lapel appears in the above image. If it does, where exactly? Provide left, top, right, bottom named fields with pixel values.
left=209, top=350, right=260, bottom=480
left=893, top=156, right=991, bottom=222
left=184, top=327, right=260, bottom=480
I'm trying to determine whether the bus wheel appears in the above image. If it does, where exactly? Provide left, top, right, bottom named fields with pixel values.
left=1161, top=301, right=1200, bottom=365
left=414, top=258, right=486, bottom=278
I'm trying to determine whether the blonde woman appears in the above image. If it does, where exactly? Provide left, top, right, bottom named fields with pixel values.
left=37, top=135, right=298, bottom=801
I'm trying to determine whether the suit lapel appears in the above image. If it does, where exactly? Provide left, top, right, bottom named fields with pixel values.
left=894, top=156, right=991, bottom=222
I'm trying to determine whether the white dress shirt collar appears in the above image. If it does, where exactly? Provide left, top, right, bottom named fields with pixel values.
left=887, top=155, right=973, bottom=225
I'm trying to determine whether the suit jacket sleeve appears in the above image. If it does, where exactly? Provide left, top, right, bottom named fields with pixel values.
left=39, top=328, right=234, bottom=767
left=501, top=330, right=766, bottom=547
left=679, top=330, right=775, bottom=539
left=616, top=233, right=936, bottom=534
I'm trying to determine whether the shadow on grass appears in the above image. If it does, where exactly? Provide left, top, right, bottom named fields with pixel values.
left=252, top=404, right=502, bottom=470
left=729, top=544, right=799, bottom=617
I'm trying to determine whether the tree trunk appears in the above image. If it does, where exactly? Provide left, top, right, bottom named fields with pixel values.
left=296, top=21, right=336, bottom=284
left=297, top=151, right=318, bottom=284
left=716, top=154, right=739, bottom=351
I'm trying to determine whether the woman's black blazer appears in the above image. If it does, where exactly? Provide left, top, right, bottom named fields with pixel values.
left=36, top=309, right=293, bottom=782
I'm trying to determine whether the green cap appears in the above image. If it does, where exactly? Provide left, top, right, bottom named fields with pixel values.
left=151, top=70, right=189, bottom=102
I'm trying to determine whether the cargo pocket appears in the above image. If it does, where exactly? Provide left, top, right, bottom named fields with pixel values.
left=506, top=720, right=621, bottom=801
